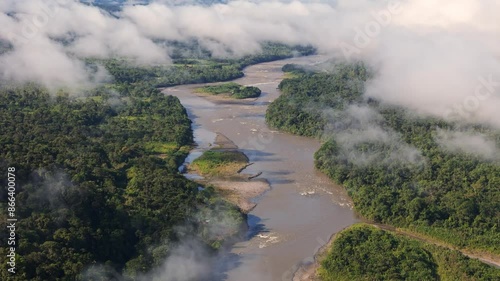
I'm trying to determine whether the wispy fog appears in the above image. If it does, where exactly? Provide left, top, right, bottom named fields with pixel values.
left=1, top=0, right=499, bottom=127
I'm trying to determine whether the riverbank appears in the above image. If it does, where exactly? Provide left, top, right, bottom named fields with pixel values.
left=292, top=231, right=337, bottom=281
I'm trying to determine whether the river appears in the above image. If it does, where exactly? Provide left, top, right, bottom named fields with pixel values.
left=163, top=56, right=360, bottom=281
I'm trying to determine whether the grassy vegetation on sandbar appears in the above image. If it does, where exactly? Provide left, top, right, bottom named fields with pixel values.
left=195, top=82, right=262, bottom=99
left=190, top=150, right=249, bottom=177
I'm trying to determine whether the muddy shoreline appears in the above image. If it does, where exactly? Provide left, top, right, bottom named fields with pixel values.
left=291, top=230, right=338, bottom=281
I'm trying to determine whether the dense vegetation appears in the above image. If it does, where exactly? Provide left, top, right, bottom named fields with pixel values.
left=101, top=58, right=243, bottom=88
left=320, top=224, right=438, bottom=281
left=195, top=82, right=261, bottom=99
left=319, top=224, right=500, bottom=281
left=0, top=84, right=245, bottom=280
left=266, top=63, right=368, bottom=137
left=314, top=107, right=500, bottom=254
left=266, top=64, right=500, bottom=258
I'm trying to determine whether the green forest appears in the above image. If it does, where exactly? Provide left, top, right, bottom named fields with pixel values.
left=266, top=63, right=500, bottom=277
left=319, top=224, right=500, bottom=281
left=0, top=43, right=315, bottom=280
left=266, top=63, right=368, bottom=137
left=0, top=84, right=244, bottom=280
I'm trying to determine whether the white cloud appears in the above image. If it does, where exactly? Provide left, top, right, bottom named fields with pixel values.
left=435, top=129, right=500, bottom=160
left=0, top=0, right=499, bottom=127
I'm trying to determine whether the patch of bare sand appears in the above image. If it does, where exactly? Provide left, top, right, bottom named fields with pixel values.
left=210, top=178, right=270, bottom=213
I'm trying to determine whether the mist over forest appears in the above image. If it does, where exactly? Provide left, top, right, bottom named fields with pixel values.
left=0, top=1, right=499, bottom=281
left=1, top=0, right=499, bottom=129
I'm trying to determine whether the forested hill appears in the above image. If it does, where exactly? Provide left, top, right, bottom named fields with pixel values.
left=266, top=63, right=500, bottom=275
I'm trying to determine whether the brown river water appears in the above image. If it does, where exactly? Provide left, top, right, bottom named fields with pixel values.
left=163, top=56, right=360, bottom=281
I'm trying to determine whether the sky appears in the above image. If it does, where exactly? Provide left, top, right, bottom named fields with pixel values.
left=1, top=0, right=499, bottom=128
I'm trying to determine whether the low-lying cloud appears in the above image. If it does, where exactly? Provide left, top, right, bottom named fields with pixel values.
left=323, top=105, right=426, bottom=167
left=1, top=0, right=499, bottom=132
left=1, top=0, right=499, bottom=127
left=435, top=129, right=500, bottom=161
